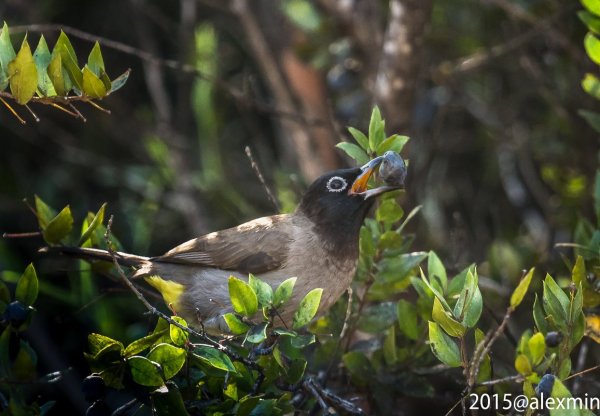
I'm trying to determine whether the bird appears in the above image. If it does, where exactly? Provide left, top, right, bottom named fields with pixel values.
left=47, top=155, right=405, bottom=333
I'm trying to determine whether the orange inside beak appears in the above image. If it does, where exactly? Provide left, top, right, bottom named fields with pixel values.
left=350, top=164, right=377, bottom=194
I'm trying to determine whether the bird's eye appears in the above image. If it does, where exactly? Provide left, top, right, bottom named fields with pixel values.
left=326, top=176, right=347, bottom=192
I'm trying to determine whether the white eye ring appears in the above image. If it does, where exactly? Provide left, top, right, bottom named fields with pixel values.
left=326, top=176, right=348, bottom=192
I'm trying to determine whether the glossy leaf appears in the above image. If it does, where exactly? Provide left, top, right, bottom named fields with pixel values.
left=510, top=268, right=534, bottom=309
left=32, top=36, right=56, bottom=97
left=248, top=274, right=273, bottom=307
left=47, top=53, right=66, bottom=96
left=123, top=330, right=168, bottom=357
left=87, top=41, right=105, bottom=76
left=169, top=316, right=189, bottom=347
left=109, top=69, right=130, bottom=93
left=147, top=343, right=186, bottom=380
left=432, top=297, right=465, bottom=337
left=585, top=33, right=600, bottom=65
left=335, top=142, right=369, bottom=165
left=42, top=205, right=73, bottom=245
left=0, top=22, right=16, bottom=88
left=128, top=356, right=164, bottom=387
left=82, top=65, right=107, bottom=98
left=274, top=277, right=296, bottom=306
left=292, top=288, right=322, bottom=329
left=79, top=203, right=106, bottom=246
left=8, top=37, right=38, bottom=104
left=245, top=322, right=268, bottom=344
left=427, top=251, right=447, bottom=293
left=583, top=0, right=600, bottom=16
left=193, top=345, right=236, bottom=372
left=376, top=134, right=409, bottom=155
left=54, top=31, right=82, bottom=91
left=15, top=263, right=38, bottom=307
left=88, top=333, right=124, bottom=357
left=428, top=321, right=461, bottom=367
left=228, top=276, right=258, bottom=317
left=223, top=313, right=250, bottom=335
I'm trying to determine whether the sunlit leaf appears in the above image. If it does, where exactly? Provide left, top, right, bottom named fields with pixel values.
left=87, top=41, right=105, bottom=76
left=223, top=313, right=250, bottom=335
left=582, top=0, right=600, bottom=16
left=376, top=134, right=409, bottom=155
left=54, top=31, right=82, bottom=91
left=42, top=205, right=73, bottom=245
left=245, top=322, right=268, bottom=344
left=368, top=106, right=385, bottom=152
left=292, top=288, right=322, bottom=329
left=193, top=345, right=236, bottom=372
left=79, top=203, right=106, bottom=246
left=427, top=251, right=447, bottom=294
left=347, top=126, right=369, bottom=150
left=123, top=330, right=168, bottom=357
left=15, top=263, right=38, bottom=307
left=335, top=142, right=369, bottom=165
left=33, top=36, right=56, bottom=97
left=428, top=321, right=461, bottom=367
left=82, top=65, right=107, bottom=98
left=228, top=276, right=258, bottom=317
left=527, top=332, right=545, bottom=366
left=8, top=37, right=38, bottom=104
left=432, top=297, right=465, bottom=337
left=248, top=274, right=273, bottom=307
left=274, top=277, right=296, bottom=307
left=514, top=354, right=532, bottom=375
left=169, top=316, right=188, bottom=347
left=510, top=268, right=534, bottom=309
left=47, top=53, right=66, bottom=96
left=128, top=356, right=164, bottom=387
left=147, top=343, right=186, bottom=380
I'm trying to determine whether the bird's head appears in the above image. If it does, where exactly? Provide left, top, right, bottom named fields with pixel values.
left=297, top=154, right=405, bottom=255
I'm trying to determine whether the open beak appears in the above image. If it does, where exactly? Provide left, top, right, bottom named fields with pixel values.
left=349, top=156, right=401, bottom=199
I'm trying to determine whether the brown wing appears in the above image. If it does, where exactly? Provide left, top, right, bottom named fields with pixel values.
left=151, top=214, right=292, bottom=274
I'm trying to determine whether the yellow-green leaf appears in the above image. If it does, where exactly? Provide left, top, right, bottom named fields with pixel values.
left=510, top=268, right=534, bottom=308
left=47, top=53, right=66, bottom=96
left=8, top=38, right=38, bottom=105
left=228, top=276, right=258, bottom=317
left=585, top=32, right=600, bottom=66
left=87, top=41, right=105, bottom=76
left=54, top=31, right=82, bottom=91
left=82, top=65, right=107, bottom=99
left=292, top=288, right=322, bottom=329
left=15, top=263, right=38, bottom=307
left=515, top=354, right=532, bottom=375
left=432, top=296, right=466, bottom=337
left=527, top=332, right=545, bottom=366
left=428, top=321, right=461, bottom=367
left=33, top=35, right=56, bottom=97
left=43, top=205, right=73, bottom=245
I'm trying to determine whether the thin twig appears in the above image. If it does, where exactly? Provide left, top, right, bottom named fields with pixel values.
left=244, top=146, right=280, bottom=212
left=476, top=374, right=523, bottom=387
left=2, top=231, right=41, bottom=239
left=564, top=363, right=600, bottom=382
left=0, top=96, right=26, bottom=124
left=308, top=378, right=365, bottom=415
left=303, top=377, right=331, bottom=414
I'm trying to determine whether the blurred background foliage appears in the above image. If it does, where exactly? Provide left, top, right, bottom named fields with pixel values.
left=0, top=0, right=598, bottom=414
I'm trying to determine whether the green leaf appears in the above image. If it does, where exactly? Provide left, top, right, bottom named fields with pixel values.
left=87, top=42, right=105, bottom=76
left=292, top=288, right=322, bottom=329
left=274, top=277, right=296, bottom=306
left=15, top=263, right=38, bottom=306
left=368, top=106, right=385, bottom=152
left=88, top=333, right=124, bottom=357
left=0, top=22, right=16, bottom=88
left=376, top=134, right=409, bottom=155
left=515, top=354, right=532, bottom=375
left=79, top=203, right=106, bottom=246
left=248, top=274, right=273, bottom=307
left=510, top=268, right=534, bottom=309
left=82, top=65, right=107, bottom=98
left=32, top=36, right=56, bottom=97
left=585, top=32, right=600, bottom=65
left=245, top=322, right=268, bottom=344
left=533, top=294, right=548, bottom=334
left=151, top=382, right=190, bottom=416
left=545, top=274, right=570, bottom=317
left=147, top=343, right=186, bottom=379
left=223, top=313, right=250, bottom=335
left=54, top=31, right=82, bottom=91
left=109, top=69, right=130, bottom=93
left=33, top=195, right=57, bottom=228
left=377, top=252, right=428, bottom=284
left=527, top=332, right=545, bottom=366
left=193, top=345, right=236, bottom=372
left=582, top=0, right=600, bottom=16
left=428, top=321, right=461, bottom=367
left=128, top=356, right=164, bottom=387
left=375, top=198, right=404, bottom=224
left=169, top=316, right=189, bottom=346
left=397, top=299, right=419, bottom=340
left=428, top=251, right=447, bottom=294
left=578, top=109, right=600, bottom=133
left=8, top=37, right=38, bottom=104
left=228, top=276, right=258, bottom=317
left=383, top=325, right=397, bottom=365
left=543, top=281, right=567, bottom=330
left=347, top=126, right=369, bottom=150
left=47, top=53, right=66, bottom=96
left=42, top=205, right=74, bottom=245
left=357, top=302, right=397, bottom=333
left=123, top=330, right=168, bottom=357
left=342, top=351, right=373, bottom=386
left=335, top=142, right=369, bottom=165
left=580, top=10, right=600, bottom=35
left=432, top=296, right=466, bottom=337
left=549, top=378, right=577, bottom=416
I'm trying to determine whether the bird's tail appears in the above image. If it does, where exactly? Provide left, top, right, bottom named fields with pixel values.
left=39, top=246, right=149, bottom=267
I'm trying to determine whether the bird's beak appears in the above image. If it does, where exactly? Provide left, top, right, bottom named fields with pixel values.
left=349, top=156, right=401, bottom=199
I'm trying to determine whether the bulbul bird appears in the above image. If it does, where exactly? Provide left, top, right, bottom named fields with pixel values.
left=48, top=154, right=406, bottom=333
